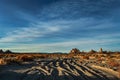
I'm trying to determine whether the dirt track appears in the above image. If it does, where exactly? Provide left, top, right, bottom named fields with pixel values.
left=0, top=59, right=119, bottom=80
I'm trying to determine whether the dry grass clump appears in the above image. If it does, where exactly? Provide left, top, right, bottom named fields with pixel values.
left=0, top=54, right=5, bottom=58
left=16, top=55, right=34, bottom=61
left=5, top=58, right=21, bottom=65
left=0, top=58, right=21, bottom=65
left=108, top=60, right=119, bottom=67
left=0, top=54, right=36, bottom=65
left=97, top=57, right=103, bottom=62
left=116, top=66, right=120, bottom=78
left=82, top=56, right=89, bottom=60
left=0, top=58, right=7, bottom=65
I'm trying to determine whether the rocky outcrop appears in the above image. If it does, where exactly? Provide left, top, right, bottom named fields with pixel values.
left=99, top=48, right=103, bottom=53
left=70, top=48, right=80, bottom=54
left=4, top=50, right=12, bottom=53
left=0, top=49, right=4, bottom=53
left=89, top=49, right=96, bottom=53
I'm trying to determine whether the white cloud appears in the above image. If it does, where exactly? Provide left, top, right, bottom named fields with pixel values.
left=0, top=18, right=95, bottom=43
left=0, top=22, right=66, bottom=43
left=0, top=17, right=118, bottom=43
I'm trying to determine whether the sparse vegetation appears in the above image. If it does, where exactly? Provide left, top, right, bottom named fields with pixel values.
left=0, top=48, right=120, bottom=80
left=0, top=48, right=119, bottom=72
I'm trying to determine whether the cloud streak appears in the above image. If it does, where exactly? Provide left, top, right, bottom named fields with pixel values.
left=0, top=24, right=60, bottom=42
left=0, top=17, right=119, bottom=43
left=0, top=19, right=71, bottom=43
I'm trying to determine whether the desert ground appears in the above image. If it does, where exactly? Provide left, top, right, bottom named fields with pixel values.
left=0, top=49, right=120, bottom=80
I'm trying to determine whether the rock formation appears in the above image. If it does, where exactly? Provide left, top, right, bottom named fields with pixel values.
left=70, top=48, right=80, bottom=54
left=99, top=48, right=103, bottom=53
left=0, top=49, right=3, bottom=53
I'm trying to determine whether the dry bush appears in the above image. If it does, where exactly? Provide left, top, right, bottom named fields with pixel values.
left=108, top=60, right=119, bottom=67
left=116, top=66, right=120, bottom=78
left=97, top=57, right=103, bottom=62
left=7, top=54, right=17, bottom=57
left=0, top=58, right=21, bottom=65
left=3, top=54, right=17, bottom=58
left=16, top=55, right=34, bottom=61
left=33, top=55, right=46, bottom=59
left=0, top=54, right=5, bottom=58
left=0, top=58, right=7, bottom=65
left=5, top=58, right=21, bottom=65
left=82, top=56, right=89, bottom=60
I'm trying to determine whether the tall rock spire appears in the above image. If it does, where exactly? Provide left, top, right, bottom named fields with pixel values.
left=99, top=48, right=103, bottom=53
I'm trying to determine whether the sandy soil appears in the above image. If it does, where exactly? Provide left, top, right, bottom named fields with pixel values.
left=0, top=58, right=119, bottom=80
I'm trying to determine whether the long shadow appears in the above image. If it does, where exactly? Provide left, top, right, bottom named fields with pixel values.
left=73, top=62, right=120, bottom=80
left=65, top=60, right=92, bottom=80
left=0, top=71, right=22, bottom=80
left=0, top=69, right=119, bottom=80
left=0, top=62, right=36, bottom=71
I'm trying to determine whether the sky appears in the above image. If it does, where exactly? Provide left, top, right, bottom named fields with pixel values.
left=0, top=0, right=120, bottom=53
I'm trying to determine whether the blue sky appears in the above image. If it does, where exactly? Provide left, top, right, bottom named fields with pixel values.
left=0, top=0, right=120, bottom=52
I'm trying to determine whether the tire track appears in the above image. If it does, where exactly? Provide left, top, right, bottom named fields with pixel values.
left=1, top=58, right=119, bottom=80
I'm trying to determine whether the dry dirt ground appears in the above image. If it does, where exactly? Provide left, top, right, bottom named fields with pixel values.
left=0, top=58, right=119, bottom=80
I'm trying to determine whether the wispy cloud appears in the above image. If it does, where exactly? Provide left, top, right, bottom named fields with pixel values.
left=0, top=23, right=63, bottom=43
left=2, top=37, right=120, bottom=52
left=0, top=18, right=76, bottom=43
left=0, top=17, right=117, bottom=43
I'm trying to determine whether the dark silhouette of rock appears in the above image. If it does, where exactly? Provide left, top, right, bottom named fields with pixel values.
left=89, top=49, right=96, bottom=53
left=99, top=48, right=108, bottom=54
left=70, top=48, right=80, bottom=54
left=0, top=49, right=4, bottom=53
left=5, top=50, right=12, bottom=53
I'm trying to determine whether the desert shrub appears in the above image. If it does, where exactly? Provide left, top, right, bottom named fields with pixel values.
left=3, top=54, right=16, bottom=58
left=16, top=55, right=34, bottom=61
left=0, top=58, right=7, bottom=65
left=0, top=54, right=5, bottom=58
left=0, top=58, right=21, bottom=65
left=83, top=56, right=89, bottom=60
left=116, top=66, right=120, bottom=78
left=38, top=56, right=46, bottom=58
left=108, top=60, right=119, bottom=67
left=97, top=57, right=103, bottom=62
left=5, top=58, right=21, bottom=65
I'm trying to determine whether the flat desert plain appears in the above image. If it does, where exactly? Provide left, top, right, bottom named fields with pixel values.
left=0, top=57, right=120, bottom=80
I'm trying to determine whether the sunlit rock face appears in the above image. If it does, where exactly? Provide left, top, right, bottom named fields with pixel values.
left=70, top=48, right=80, bottom=54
